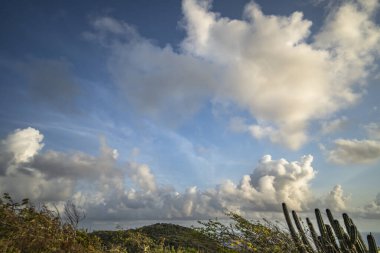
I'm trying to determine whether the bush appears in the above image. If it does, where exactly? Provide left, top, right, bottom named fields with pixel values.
left=0, top=193, right=212, bottom=252
left=196, top=211, right=298, bottom=253
left=0, top=193, right=102, bottom=252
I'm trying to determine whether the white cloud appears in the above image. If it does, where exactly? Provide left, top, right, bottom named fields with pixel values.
left=363, top=193, right=380, bottom=219
left=0, top=127, right=44, bottom=175
left=0, top=128, right=317, bottom=218
left=324, top=184, right=350, bottom=211
left=327, top=139, right=380, bottom=164
left=0, top=170, right=74, bottom=202
left=0, top=128, right=75, bottom=202
left=181, top=0, right=332, bottom=149
left=156, top=154, right=317, bottom=215
left=77, top=154, right=319, bottom=220
left=181, top=0, right=380, bottom=149
left=357, top=0, right=379, bottom=14
left=127, top=162, right=157, bottom=192
left=314, top=2, right=380, bottom=101
left=3, top=127, right=44, bottom=164
left=325, top=122, right=380, bottom=165
left=87, top=0, right=380, bottom=149
left=0, top=127, right=124, bottom=202
left=244, top=154, right=316, bottom=211
left=248, top=125, right=276, bottom=140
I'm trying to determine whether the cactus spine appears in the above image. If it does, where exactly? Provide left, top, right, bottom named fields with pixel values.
left=282, top=203, right=379, bottom=253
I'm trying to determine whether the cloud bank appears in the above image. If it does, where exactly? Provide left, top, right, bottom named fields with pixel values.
left=1, top=127, right=379, bottom=221
left=86, top=0, right=380, bottom=149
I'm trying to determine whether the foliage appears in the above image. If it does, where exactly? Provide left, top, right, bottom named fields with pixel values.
left=0, top=193, right=103, bottom=252
left=196, top=211, right=299, bottom=253
left=2, top=192, right=378, bottom=253
left=282, top=202, right=379, bottom=253
left=92, top=230, right=154, bottom=253
left=0, top=192, right=215, bottom=253
left=136, top=223, right=222, bottom=251
left=92, top=223, right=220, bottom=253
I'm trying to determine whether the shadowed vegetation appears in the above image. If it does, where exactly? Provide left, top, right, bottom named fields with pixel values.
left=282, top=202, right=379, bottom=253
left=1, top=193, right=378, bottom=252
left=195, top=211, right=298, bottom=252
left=0, top=193, right=103, bottom=252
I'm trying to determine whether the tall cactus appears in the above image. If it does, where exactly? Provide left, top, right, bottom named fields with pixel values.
left=282, top=203, right=379, bottom=253
left=368, top=233, right=378, bottom=253
left=293, top=210, right=315, bottom=253
left=282, top=203, right=308, bottom=253
left=307, top=217, right=323, bottom=252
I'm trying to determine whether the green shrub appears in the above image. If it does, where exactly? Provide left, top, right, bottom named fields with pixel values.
left=0, top=193, right=102, bottom=253
left=196, top=211, right=298, bottom=252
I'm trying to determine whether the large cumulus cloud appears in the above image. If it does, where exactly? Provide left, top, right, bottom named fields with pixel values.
left=86, top=0, right=380, bottom=149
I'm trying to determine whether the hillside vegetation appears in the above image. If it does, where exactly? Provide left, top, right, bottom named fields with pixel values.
left=92, top=223, right=224, bottom=252
left=0, top=193, right=102, bottom=252
left=0, top=193, right=379, bottom=253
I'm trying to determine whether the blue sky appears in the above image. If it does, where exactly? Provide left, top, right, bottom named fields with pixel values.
left=1, top=0, right=380, bottom=231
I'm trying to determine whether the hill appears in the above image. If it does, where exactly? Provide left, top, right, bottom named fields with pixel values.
left=91, top=223, right=223, bottom=252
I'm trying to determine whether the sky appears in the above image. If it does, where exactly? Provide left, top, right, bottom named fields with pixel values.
left=1, top=0, right=380, bottom=231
